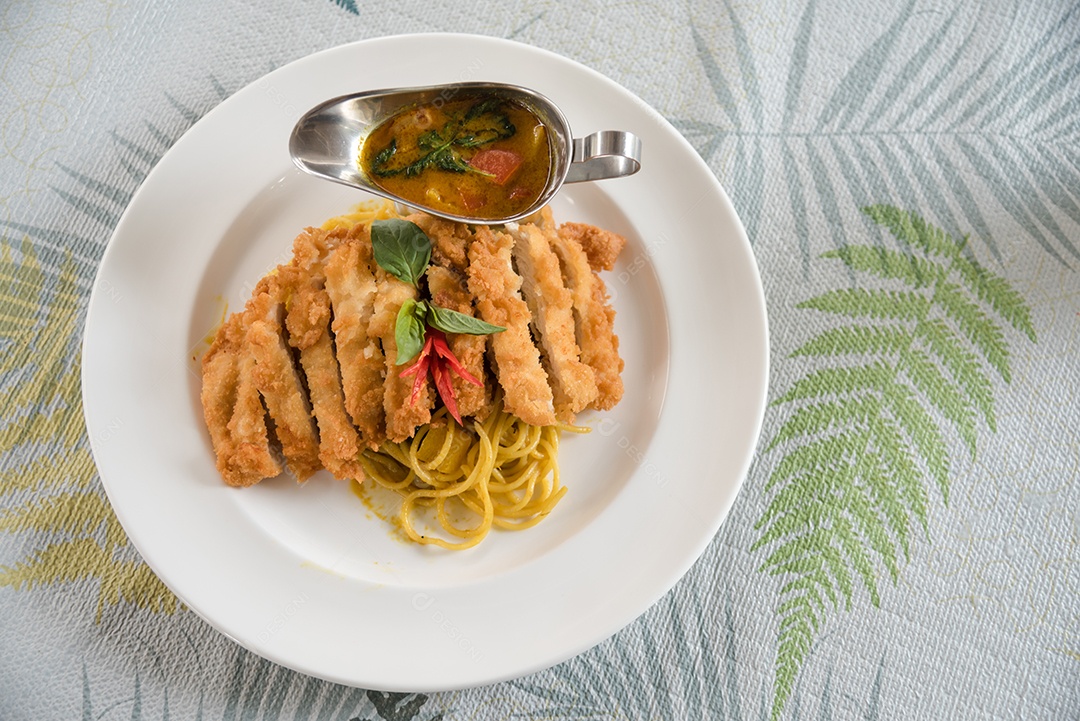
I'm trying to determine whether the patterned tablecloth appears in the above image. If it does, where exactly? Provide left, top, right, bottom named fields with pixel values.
left=3, top=0, right=1079, bottom=718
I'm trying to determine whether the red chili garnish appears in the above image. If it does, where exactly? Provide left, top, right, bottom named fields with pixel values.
left=429, top=330, right=483, bottom=387
left=399, top=332, right=434, bottom=404
left=399, top=327, right=483, bottom=425
left=430, top=358, right=461, bottom=424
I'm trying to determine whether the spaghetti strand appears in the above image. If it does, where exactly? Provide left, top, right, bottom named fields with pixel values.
left=361, top=397, right=585, bottom=548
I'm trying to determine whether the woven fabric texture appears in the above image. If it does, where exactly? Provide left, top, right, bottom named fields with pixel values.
left=1, top=0, right=1078, bottom=718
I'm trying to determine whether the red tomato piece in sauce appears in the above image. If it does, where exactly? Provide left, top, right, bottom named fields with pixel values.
left=469, top=149, right=523, bottom=186
left=459, top=188, right=488, bottom=211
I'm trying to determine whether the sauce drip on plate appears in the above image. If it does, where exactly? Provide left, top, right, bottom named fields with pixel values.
left=359, top=94, right=552, bottom=220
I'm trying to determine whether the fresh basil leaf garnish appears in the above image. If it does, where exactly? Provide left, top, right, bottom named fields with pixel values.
left=371, top=219, right=432, bottom=287
left=394, top=299, right=427, bottom=365
left=427, top=304, right=506, bottom=335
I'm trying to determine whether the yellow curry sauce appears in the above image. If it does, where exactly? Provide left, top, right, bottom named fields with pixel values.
left=359, top=95, right=551, bottom=220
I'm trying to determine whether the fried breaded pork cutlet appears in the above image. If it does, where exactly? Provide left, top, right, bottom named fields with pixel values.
left=200, top=207, right=626, bottom=487
left=322, top=224, right=386, bottom=448
left=371, top=266, right=434, bottom=443
left=201, top=312, right=282, bottom=487
left=545, top=220, right=624, bottom=409
left=426, top=265, right=491, bottom=420
left=467, top=226, right=557, bottom=426
left=556, top=221, right=626, bottom=272
left=280, top=231, right=365, bottom=482
left=511, top=223, right=597, bottom=422
left=407, top=213, right=471, bottom=274
left=246, top=275, right=322, bottom=481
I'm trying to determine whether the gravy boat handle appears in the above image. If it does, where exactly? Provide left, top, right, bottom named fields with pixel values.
left=563, top=130, right=642, bottom=183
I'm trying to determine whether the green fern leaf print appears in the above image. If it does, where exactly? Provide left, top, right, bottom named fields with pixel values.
left=754, top=205, right=1036, bottom=719
left=0, top=230, right=176, bottom=622
left=332, top=0, right=359, bottom=15
left=0, top=92, right=209, bottom=621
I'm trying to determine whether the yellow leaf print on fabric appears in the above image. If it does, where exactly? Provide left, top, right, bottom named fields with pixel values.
left=0, top=239, right=178, bottom=620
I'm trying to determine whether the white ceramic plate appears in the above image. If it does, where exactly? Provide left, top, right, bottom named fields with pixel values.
left=82, top=34, right=768, bottom=691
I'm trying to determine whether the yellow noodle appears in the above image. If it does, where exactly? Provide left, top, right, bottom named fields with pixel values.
left=320, top=199, right=400, bottom=231
left=361, top=397, right=586, bottom=549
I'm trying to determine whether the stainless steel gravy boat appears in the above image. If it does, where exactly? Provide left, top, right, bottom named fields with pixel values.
left=289, top=82, right=642, bottom=224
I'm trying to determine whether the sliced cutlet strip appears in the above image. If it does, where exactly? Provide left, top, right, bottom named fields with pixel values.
left=201, top=313, right=282, bottom=487
left=282, top=262, right=364, bottom=482
left=426, top=265, right=491, bottom=420
left=524, top=205, right=554, bottom=230
left=229, top=346, right=286, bottom=485
left=323, top=225, right=386, bottom=449
left=467, top=226, right=556, bottom=426
left=291, top=224, right=342, bottom=268
left=556, top=221, right=627, bottom=272
left=512, top=223, right=597, bottom=421
left=370, top=268, right=433, bottom=443
left=200, top=321, right=240, bottom=478
left=548, top=223, right=624, bottom=410
left=406, top=212, right=471, bottom=274
left=246, top=276, right=322, bottom=481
